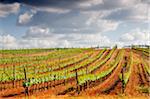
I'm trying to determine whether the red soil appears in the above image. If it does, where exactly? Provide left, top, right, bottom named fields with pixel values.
left=84, top=52, right=124, bottom=95
left=0, top=49, right=149, bottom=99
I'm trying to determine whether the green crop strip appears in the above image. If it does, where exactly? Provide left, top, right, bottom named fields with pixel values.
left=78, top=49, right=124, bottom=85
left=119, top=51, right=133, bottom=86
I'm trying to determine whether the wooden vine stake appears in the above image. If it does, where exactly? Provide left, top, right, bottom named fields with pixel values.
left=75, top=69, right=80, bottom=94
left=86, top=66, right=88, bottom=88
left=12, top=61, right=15, bottom=88
left=121, top=66, right=125, bottom=94
left=23, top=67, right=29, bottom=96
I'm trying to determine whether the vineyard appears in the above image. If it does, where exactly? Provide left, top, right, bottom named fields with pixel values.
left=0, top=47, right=149, bottom=98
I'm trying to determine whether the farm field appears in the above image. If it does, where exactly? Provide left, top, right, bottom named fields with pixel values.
left=0, top=47, right=149, bottom=99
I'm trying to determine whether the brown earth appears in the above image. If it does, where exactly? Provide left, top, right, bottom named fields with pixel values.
left=0, top=49, right=149, bottom=99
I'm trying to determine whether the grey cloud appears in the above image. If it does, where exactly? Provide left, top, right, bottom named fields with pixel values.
left=0, top=2, right=20, bottom=17
left=0, top=0, right=99, bottom=9
left=18, top=10, right=119, bottom=34
left=1, top=0, right=146, bottom=9
left=23, top=26, right=53, bottom=38
left=104, top=3, right=148, bottom=22
left=18, top=10, right=95, bottom=33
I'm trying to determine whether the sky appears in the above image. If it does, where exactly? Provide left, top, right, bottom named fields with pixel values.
left=0, top=0, right=149, bottom=49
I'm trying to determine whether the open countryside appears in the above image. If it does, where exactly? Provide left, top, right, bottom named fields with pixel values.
left=0, top=46, right=149, bottom=98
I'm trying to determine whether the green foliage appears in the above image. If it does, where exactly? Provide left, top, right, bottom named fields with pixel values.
left=119, top=51, right=133, bottom=86
left=78, top=48, right=124, bottom=85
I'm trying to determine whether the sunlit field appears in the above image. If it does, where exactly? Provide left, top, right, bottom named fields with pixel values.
left=0, top=46, right=149, bottom=98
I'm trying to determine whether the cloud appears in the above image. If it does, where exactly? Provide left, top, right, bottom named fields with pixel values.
left=120, top=33, right=134, bottom=41
left=0, top=34, right=16, bottom=44
left=0, top=3, right=20, bottom=18
left=0, top=34, right=18, bottom=49
left=0, top=0, right=149, bottom=49
left=119, top=29, right=150, bottom=42
left=1, top=28, right=149, bottom=49
left=86, top=0, right=145, bottom=11
left=141, top=0, right=150, bottom=4
left=23, top=26, right=53, bottom=38
left=35, top=7, right=71, bottom=14
left=102, top=0, right=141, bottom=9
left=83, top=11, right=120, bottom=33
left=13, top=0, right=146, bottom=34
left=18, top=11, right=36, bottom=24
left=104, top=3, right=149, bottom=22
left=97, top=20, right=119, bottom=32
left=18, top=39, right=58, bottom=48
left=18, top=10, right=120, bottom=34
left=0, top=32, right=112, bottom=49
left=21, top=25, right=112, bottom=48
left=0, top=34, right=59, bottom=49
left=58, top=33, right=111, bottom=47
left=78, top=0, right=103, bottom=8
left=1, top=0, right=146, bottom=10
left=5, top=0, right=146, bottom=35
left=0, top=0, right=102, bottom=9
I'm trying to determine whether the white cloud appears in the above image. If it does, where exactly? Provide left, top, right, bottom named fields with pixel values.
left=0, top=32, right=112, bottom=49
left=84, top=11, right=104, bottom=26
left=0, top=34, right=18, bottom=49
left=0, top=34, right=58, bottom=49
left=0, top=34, right=16, bottom=44
left=21, top=39, right=58, bottom=49
left=129, top=3, right=149, bottom=21
left=23, top=26, right=53, bottom=38
left=2, top=30, right=149, bottom=49
left=35, top=7, right=70, bottom=14
left=122, top=3, right=149, bottom=21
left=0, top=3, right=20, bottom=18
left=18, top=11, right=36, bottom=24
left=97, top=20, right=119, bottom=32
left=82, top=11, right=120, bottom=33
left=101, top=0, right=141, bottom=9
left=104, top=2, right=149, bottom=22
left=115, top=0, right=141, bottom=7
left=120, top=33, right=134, bottom=41
left=120, top=29, right=150, bottom=43
left=82, top=10, right=112, bottom=25
left=1, top=0, right=149, bottom=49
left=79, top=0, right=103, bottom=8
left=116, top=28, right=150, bottom=48
left=15, top=0, right=147, bottom=34
left=22, top=25, right=112, bottom=48
left=59, top=33, right=111, bottom=48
